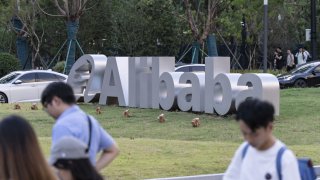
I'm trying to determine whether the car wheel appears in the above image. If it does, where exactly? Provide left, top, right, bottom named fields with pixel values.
left=294, top=79, right=307, bottom=88
left=0, top=92, right=8, bottom=103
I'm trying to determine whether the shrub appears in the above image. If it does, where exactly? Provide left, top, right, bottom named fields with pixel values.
left=53, top=61, right=65, bottom=73
left=0, top=53, right=21, bottom=77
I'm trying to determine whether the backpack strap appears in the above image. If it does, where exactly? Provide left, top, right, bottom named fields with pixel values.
left=242, top=143, right=288, bottom=180
left=276, top=146, right=287, bottom=180
left=241, top=143, right=250, bottom=160
left=85, top=115, right=92, bottom=153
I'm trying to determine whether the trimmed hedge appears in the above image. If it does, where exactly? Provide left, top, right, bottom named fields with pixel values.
left=0, top=53, right=21, bottom=77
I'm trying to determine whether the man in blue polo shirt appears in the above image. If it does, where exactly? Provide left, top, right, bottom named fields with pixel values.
left=41, top=82, right=119, bottom=171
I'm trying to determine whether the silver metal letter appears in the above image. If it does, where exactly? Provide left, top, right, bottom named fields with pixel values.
left=212, top=73, right=244, bottom=115
left=151, top=57, right=175, bottom=109
left=236, top=73, right=280, bottom=115
left=205, top=57, right=230, bottom=113
left=67, top=54, right=107, bottom=102
left=159, top=72, right=185, bottom=110
left=177, top=72, right=205, bottom=112
left=99, top=57, right=130, bottom=106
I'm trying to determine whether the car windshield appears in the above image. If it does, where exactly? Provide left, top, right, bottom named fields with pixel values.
left=291, top=64, right=314, bottom=74
left=0, top=73, right=20, bottom=84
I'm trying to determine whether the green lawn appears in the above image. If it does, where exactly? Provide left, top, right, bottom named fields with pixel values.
left=0, top=88, right=319, bottom=180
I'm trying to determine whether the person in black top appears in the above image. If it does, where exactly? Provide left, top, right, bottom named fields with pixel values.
left=274, top=47, right=283, bottom=70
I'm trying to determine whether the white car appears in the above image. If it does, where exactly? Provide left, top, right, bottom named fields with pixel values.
left=175, top=64, right=205, bottom=72
left=0, top=70, right=67, bottom=103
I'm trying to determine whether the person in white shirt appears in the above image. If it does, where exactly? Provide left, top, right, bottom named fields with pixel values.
left=286, top=49, right=295, bottom=72
left=223, top=99, right=300, bottom=180
left=302, top=47, right=311, bottom=62
left=295, top=47, right=308, bottom=66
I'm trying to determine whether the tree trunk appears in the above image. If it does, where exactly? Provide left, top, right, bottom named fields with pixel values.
left=64, top=19, right=79, bottom=74
left=16, top=36, right=32, bottom=69
left=207, top=34, right=218, bottom=57
left=12, top=17, right=32, bottom=70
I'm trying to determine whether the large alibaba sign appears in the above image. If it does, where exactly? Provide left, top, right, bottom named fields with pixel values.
left=67, top=55, right=280, bottom=116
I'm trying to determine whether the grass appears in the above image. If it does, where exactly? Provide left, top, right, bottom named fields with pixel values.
left=0, top=88, right=320, bottom=179
left=231, top=68, right=287, bottom=76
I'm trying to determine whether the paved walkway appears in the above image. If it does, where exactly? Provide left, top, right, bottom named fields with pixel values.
left=146, top=166, right=320, bottom=180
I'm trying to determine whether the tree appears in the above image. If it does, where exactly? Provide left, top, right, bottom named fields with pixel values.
left=217, top=0, right=315, bottom=69
left=43, top=0, right=91, bottom=73
left=0, top=0, right=45, bottom=69
left=2, top=0, right=317, bottom=70
left=79, top=0, right=187, bottom=57
left=0, top=1, right=15, bottom=53
left=183, top=0, right=219, bottom=44
left=183, top=0, right=228, bottom=63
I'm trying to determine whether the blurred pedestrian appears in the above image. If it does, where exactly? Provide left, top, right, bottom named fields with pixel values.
left=223, top=99, right=300, bottom=180
left=41, top=82, right=119, bottom=171
left=50, top=136, right=104, bottom=180
left=0, top=115, right=56, bottom=180
left=274, top=47, right=283, bottom=70
left=302, top=47, right=311, bottom=62
left=295, top=47, right=308, bottom=66
left=286, top=49, right=295, bottom=72
left=273, top=51, right=279, bottom=70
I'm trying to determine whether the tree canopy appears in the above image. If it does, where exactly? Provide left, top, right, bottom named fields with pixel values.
left=0, top=0, right=317, bottom=69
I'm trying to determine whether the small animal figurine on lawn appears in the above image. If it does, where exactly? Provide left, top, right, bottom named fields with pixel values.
left=123, top=109, right=130, bottom=118
left=191, top=118, right=200, bottom=127
left=14, top=104, right=21, bottom=110
left=158, top=114, right=165, bottom=123
left=96, top=106, right=101, bottom=114
left=31, top=103, right=38, bottom=110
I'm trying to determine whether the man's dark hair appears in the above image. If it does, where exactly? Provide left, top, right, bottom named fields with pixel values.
left=41, top=82, right=76, bottom=105
left=236, top=98, right=275, bottom=132
left=54, top=159, right=103, bottom=180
